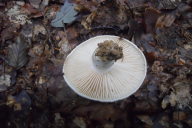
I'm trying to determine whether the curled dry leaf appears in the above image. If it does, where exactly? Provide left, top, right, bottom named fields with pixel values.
left=81, top=11, right=97, bottom=30
left=144, top=8, right=161, bottom=33
left=8, top=35, right=29, bottom=70
left=74, top=4, right=90, bottom=14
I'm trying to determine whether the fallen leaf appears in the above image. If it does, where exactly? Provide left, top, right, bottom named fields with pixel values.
left=1, top=27, right=18, bottom=41
left=151, top=61, right=163, bottom=73
left=28, top=11, right=44, bottom=19
left=58, top=38, right=71, bottom=54
left=0, top=75, right=11, bottom=92
left=144, top=8, right=161, bottom=33
left=66, top=26, right=78, bottom=40
left=51, top=0, right=78, bottom=27
left=136, top=115, right=153, bottom=125
left=29, top=0, right=41, bottom=9
left=73, top=117, right=86, bottom=128
left=162, top=81, right=191, bottom=109
left=81, top=11, right=97, bottom=30
left=8, top=35, right=29, bottom=70
left=144, top=52, right=155, bottom=64
left=144, top=7, right=177, bottom=32
left=173, top=111, right=186, bottom=121
left=40, top=0, right=49, bottom=11
left=20, top=3, right=39, bottom=15
left=33, top=24, right=47, bottom=36
left=159, top=115, right=171, bottom=128
left=133, top=100, right=151, bottom=114
left=156, top=9, right=177, bottom=28
left=74, top=4, right=90, bottom=14
left=6, top=90, right=31, bottom=118
left=6, top=4, right=32, bottom=25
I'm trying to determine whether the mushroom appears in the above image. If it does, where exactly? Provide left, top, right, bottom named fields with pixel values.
left=63, top=35, right=147, bottom=102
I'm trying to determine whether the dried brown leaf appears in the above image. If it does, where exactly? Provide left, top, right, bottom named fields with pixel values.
left=162, top=81, right=191, bottom=109
left=144, top=8, right=177, bottom=32
left=74, top=4, right=90, bottom=14
left=136, top=115, right=153, bottom=125
left=173, top=111, right=186, bottom=121
left=29, top=0, right=41, bottom=9
left=20, top=3, right=39, bottom=15
left=144, top=8, right=161, bottom=33
left=81, top=11, right=97, bottom=30
left=1, top=27, right=18, bottom=41
left=8, top=35, right=29, bottom=70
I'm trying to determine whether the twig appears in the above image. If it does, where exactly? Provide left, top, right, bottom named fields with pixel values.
left=62, top=20, right=72, bottom=52
left=62, top=20, right=68, bottom=39
left=3, top=61, right=5, bottom=81
left=124, top=1, right=133, bottom=18
left=168, top=0, right=176, bottom=8
left=0, top=54, right=9, bottom=64
left=40, top=21, right=55, bottom=55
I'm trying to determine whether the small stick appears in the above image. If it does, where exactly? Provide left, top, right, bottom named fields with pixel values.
left=62, top=20, right=71, bottom=52
left=40, top=21, right=55, bottom=55
left=62, top=20, right=67, bottom=38
left=3, top=61, right=5, bottom=80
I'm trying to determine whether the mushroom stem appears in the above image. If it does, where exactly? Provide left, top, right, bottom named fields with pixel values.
left=92, top=50, right=115, bottom=73
left=91, top=40, right=123, bottom=74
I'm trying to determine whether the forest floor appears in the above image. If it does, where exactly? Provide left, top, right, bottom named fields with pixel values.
left=0, top=0, right=192, bottom=128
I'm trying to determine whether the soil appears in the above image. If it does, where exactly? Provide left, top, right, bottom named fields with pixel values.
left=95, top=40, right=123, bottom=61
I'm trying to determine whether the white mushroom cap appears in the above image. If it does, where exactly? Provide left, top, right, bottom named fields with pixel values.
left=63, top=35, right=147, bottom=102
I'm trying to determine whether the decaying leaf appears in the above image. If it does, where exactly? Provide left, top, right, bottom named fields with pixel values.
left=162, top=81, right=191, bottom=109
left=8, top=35, right=29, bottom=70
left=144, top=8, right=161, bottom=33
left=173, top=111, right=186, bottom=121
left=81, top=11, right=97, bottom=30
left=144, top=7, right=177, bottom=32
left=6, top=3, right=32, bottom=25
left=0, top=75, right=11, bottom=92
left=6, top=90, right=31, bottom=118
left=20, top=3, right=39, bottom=15
left=51, top=0, right=78, bottom=27
left=136, top=115, right=153, bottom=125
left=58, top=38, right=71, bottom=54
left=0, top=27, right=18, bottom=41
left=29, top=0, right=41, bottom=9
left=73, top=117, right=86, bottom=128
left=74, top=4, right=90, bottom=14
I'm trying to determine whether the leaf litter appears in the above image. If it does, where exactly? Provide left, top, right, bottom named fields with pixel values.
left=1, top=0, right=192, bottom=127
left=8, top=35, right=29, bottom=70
